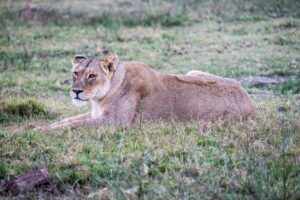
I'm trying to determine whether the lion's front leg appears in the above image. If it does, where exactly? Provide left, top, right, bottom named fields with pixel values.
left=49, top=116, right=110, bottom=130
left=50, top=112, right=91, bottom=126
left=36, top=112, right=91, bottom=131
left=49, top=110, right=134, bottom=130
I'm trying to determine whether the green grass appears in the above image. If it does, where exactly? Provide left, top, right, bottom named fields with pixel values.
left=0, top=0, right=300, bottom=199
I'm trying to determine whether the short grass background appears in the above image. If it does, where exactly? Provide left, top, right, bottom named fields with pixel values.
left=0, top=0, right=300, bottom=199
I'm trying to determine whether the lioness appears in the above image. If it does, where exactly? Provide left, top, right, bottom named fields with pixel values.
left=48, top=53, right=254, bottom=130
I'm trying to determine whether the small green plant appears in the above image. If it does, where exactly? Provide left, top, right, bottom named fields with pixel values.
left=0, top=160, right=9, bottom=179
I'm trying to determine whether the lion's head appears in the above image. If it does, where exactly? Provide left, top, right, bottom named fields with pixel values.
left=70, top=53, right=119, bottom=107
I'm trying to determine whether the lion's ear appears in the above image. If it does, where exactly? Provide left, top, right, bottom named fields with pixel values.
left=72, top=55, right=87, bottom=66
left=100, top=53, right=119, bottom=76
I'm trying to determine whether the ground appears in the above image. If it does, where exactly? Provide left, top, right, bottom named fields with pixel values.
left=0, top=0, right=300, bottom=199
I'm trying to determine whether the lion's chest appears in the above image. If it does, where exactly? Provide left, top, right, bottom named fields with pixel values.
left=91, top=100, right=104, bottom=118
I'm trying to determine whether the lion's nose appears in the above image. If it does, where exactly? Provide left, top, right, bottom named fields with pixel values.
left=73, top=89, right=83, bottom=95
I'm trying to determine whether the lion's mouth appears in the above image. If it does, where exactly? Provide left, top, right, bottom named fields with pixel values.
left=74, top=97, right=88, bottom=101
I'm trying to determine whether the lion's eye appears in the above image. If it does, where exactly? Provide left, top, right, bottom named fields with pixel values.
left=73, top=71, right=78, bottom=76
left=88, top=74, right=97, bottom=79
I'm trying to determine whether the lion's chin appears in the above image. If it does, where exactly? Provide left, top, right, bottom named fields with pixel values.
left=72, top=98, right=88, bottom=107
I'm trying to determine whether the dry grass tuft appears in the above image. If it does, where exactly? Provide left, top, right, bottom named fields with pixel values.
left=0, top=98, right=56, bottom=124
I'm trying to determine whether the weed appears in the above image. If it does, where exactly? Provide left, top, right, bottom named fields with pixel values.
left=274, top=80, right=300, bottom=94
left=0, top=160, right=9, bottom=179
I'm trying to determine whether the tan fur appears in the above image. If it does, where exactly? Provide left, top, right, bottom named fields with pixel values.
left=186, top=70, right=212, bottom=77
left=47, top=54, right=255, bottom=130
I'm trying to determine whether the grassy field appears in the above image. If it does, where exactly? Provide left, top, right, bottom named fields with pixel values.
left=0, top=0, right=300, bottom=199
